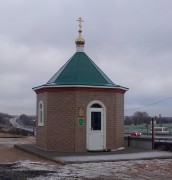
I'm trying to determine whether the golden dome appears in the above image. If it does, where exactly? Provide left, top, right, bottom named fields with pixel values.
left=75, top=34, right=85, bottom=45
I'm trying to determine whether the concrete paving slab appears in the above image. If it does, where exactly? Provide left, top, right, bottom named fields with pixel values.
left=56, top=151, right=172, bottom=164
left=14, top=144, right=172, bottom=165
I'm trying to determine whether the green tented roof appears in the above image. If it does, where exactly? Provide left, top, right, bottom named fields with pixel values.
left=46, top=52, right=117, bottom=87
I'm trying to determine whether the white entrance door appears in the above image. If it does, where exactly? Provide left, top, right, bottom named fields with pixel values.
left=87, top=107, right=104, bottom=151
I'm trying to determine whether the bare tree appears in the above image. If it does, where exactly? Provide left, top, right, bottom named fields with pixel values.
left=132, top=111, right=149, bottom=125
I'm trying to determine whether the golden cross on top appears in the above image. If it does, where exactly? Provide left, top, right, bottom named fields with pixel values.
left=77, top=17, right=83, bottom=32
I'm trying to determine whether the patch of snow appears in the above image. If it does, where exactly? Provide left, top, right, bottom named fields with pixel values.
left=111, top=147, right=125, bottom=151
left=2, top=159, right=172, bottom=179
left=29, top=159, right=172, bottom=180
left=13, top=160, right=57, bottom=171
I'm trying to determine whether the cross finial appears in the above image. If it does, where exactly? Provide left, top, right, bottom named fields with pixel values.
left=75, top=17, right=85, bottom=52
left=77, top=17, right=83, bottom=33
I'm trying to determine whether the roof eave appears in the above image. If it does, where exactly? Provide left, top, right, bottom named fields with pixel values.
left=32, top=84, right=129, bottom=91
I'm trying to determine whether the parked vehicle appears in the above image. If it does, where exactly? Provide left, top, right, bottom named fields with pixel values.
left=130, top=131, right=142, bottom=136
left=150, top=127, right=169, bottom=135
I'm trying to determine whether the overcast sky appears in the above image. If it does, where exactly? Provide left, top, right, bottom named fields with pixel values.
left=0, top=0, right=172, bottom=117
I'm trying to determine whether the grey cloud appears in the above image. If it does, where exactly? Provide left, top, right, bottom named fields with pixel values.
left=0, top=0, right=172, bottom=116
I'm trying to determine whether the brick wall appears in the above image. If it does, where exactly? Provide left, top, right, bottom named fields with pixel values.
left=114, top=93, right=124, bottom=148
left=35, top=87, right=125, bottom=152
left=36, top=92, right=48, bottom=149
left=47, top=91, right=76, bottom=152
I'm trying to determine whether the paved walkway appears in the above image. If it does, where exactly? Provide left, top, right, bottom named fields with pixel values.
left=14, top=144, right=172, bottom=165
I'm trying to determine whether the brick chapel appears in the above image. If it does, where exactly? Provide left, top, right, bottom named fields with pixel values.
left=33, top=17, right=128, bottom=152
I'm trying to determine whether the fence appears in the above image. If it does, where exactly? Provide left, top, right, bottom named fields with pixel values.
left=124, top=123, right=172, bottom=135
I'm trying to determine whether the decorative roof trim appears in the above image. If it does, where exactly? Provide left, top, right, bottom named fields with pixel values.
left=33, top=84, right=129, bottom=91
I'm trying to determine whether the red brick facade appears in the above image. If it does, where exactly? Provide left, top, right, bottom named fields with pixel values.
left=35, top=87, right=125, bottom=152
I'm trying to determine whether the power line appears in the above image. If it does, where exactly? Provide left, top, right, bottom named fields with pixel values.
left=125, top=96, right=172, bottom=112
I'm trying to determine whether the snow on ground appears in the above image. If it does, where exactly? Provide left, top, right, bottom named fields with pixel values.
left=14, top=160, right=57, bottom=171
left=34, top=159, right=172, bottom=179
left=2, top=159, right=171, bottom=180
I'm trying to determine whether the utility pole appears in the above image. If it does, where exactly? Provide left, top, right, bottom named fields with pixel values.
left=151, top=117, right=154, bottom=150
left=149, top=116, right=156, bottom=150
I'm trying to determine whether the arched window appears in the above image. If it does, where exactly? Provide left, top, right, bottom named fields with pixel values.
left=90, top=103, right=102, bottom=108
left=38, top=101, right=44, bottom=126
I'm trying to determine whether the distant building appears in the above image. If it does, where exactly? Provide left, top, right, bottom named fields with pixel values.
left=33, top=17, right=128, bottom=152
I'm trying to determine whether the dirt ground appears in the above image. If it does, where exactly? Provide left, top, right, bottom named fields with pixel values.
left=0, top=137, right=56, bottom=164
left=0, top=137, right=172, bottom=179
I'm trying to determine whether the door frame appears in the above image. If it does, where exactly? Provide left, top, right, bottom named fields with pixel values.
left=86, top=100, right=106, bottom=150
